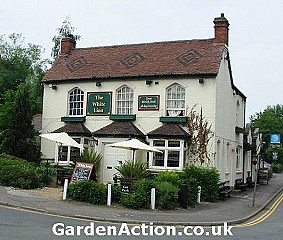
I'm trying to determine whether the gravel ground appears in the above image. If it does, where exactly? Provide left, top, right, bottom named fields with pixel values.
left=21, top=187, right=63, bottom=201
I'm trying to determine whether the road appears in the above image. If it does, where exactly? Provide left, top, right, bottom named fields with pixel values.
left=0, top=196, right=282, bottom=240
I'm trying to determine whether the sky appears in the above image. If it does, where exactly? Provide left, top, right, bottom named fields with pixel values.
left=1, top=0, right=282, bottom=120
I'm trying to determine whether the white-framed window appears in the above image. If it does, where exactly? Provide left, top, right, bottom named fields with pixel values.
left=149, top=139, right=185, bottom=170
left=68, top=88, right=84, bottom=116
left=57, top=137, right=83, bottom=164
left=116, top=85, right=134, bottom=115
left=166, top=84, right=185, bottom=117
left=236, top=146, right=242, bottom=170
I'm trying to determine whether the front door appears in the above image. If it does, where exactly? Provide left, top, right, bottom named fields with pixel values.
left=102, top=143, right=129, bottom=183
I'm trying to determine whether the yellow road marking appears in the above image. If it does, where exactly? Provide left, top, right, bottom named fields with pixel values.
left=236, top=193, right=283, bottom=228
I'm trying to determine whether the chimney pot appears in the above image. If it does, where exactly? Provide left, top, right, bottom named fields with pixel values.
left=214, top=13, right=230, bottom=46
left=60, top=37, right=76, bottom=55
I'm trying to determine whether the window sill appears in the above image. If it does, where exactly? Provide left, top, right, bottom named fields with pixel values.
left=159, top=116, right=187, bottom=123
left=61, top=116, right=86, bottom=122
left=109, top=114, right=136, bottom=121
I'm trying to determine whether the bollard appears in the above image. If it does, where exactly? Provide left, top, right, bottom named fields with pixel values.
left=63, top=179, right=69, bottom=200
left=197, top=186, right=201, bottom=204
left=107, top=183, right=112, bottom=206
left=179, top=184, right=188, bottom=209
left=151, top=188, right=156, bottom=210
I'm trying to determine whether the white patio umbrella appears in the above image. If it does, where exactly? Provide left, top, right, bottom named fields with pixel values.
left=106, top=139, right=162, bottom=163
left=40, top=132, right=84, bottom=149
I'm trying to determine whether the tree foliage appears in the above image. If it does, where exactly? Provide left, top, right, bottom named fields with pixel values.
left=0, top=33, right=47, bottom=113
left=250, top=104, right=283, bottom=142
left=251, top=104, right=283, bottom=164
left=0, top=83, right=39, bottom=162
left=51, top=16, right=81, bottom=61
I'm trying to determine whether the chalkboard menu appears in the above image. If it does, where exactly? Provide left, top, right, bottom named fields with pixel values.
left=70, top=162, right=94, bottom=183
left=258, top=169, right=269, bottom=185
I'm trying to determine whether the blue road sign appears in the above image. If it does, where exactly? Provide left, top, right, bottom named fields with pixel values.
left=270, top=134, right=281, bottom=144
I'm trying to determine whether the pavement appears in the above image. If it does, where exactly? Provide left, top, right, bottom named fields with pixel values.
left=0, top=173, right=282, bottom=226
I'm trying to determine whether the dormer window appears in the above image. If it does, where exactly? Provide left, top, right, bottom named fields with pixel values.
left=68, top=88, right=84, bottom=116
left=116, top=85, right=134, bottom=115
left=166, top=84, right=185, bottom=116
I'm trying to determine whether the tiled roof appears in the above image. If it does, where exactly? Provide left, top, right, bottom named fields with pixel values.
left=53, top=122, right=92, bottom=137
left=92, top=121, right=145, bottom=138
left=42, top=39, right=225, bottom=82
left=147, top=123, right=191, bottom=139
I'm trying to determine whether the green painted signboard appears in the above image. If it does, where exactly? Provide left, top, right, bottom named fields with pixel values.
left=87, top=92, right=112, bottom=115
left=138, top=95, right=159, bottom=111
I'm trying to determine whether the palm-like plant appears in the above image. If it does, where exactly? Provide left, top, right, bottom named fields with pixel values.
left=115, top=160, right=149, bottom=179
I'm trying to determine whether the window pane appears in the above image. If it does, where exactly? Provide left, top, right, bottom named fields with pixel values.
left=116, top=86, right=134, bottom=115
left=153, top=151, right=164, bottom=167
left=168, top=140, right=180, bottom=147
left=153, top=140, right=165, bottom=147
left=167, top=151, right=180, bottom=167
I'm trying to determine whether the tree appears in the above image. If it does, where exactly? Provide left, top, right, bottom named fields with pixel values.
left=0, top=33, right=47, bottom=114
left=251, top=104, right=283, bottom=164
left=251, top=104, right=283, bottom=142
left=0, top=83, right=39, bottom=162
left=51, top=16, right=81, bottom=61
left=187, top=105, right=213, bottom=166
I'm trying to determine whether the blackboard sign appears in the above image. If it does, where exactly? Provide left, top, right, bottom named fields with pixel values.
left=70, top=162, right=94, bottom=183
left=258, top=169, right=269, bottom=185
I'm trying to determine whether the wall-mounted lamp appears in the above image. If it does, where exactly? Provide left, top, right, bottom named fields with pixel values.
left=49, top=83, right=57, bottom=90
left=89, top=137, right=98, bottom=147
left=199, top=78, right=204, bottom=84
left=96, top=81, right=102, bottom=87
left=146, top=80, right=153, bottom=85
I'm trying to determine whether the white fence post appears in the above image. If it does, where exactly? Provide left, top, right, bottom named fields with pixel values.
left=197, top=186, right=201, bottom=204
left=63, top=179, right=69, bottom=200
left=151, top=188, right=156, bottom=210
left=107, top=183, right=112, bottom=206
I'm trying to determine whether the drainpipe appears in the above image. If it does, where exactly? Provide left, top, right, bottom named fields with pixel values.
left=242, top=99, right=246, bottom=183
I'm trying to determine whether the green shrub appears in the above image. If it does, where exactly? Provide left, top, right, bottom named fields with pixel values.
left=179, top=166, right=220, bottom=206
left=155, top=171, right=180, bottom=186
left=112, top=185, right=121, bottom=203
left=0, top=154, right=40, bottom=189
left=67, top=180, right=107, bottom=205
left=155, top=181, right=179, bottom=209
left=272, top=163, right=283, bottom=173
left=35, top=164, right=57, bottom=186
left=115, top=160, right=149, bottom=179
left=120, top=180, right=148, bottom=209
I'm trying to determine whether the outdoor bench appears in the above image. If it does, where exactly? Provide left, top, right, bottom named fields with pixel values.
left=217, top=182, right=232, bottom=200
left=234, top=179, right=248, bottom=191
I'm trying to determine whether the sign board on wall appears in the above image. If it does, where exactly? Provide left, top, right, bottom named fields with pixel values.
left=70, top=162, right=94, bottom=183
left=138, top=95, right=160, bottom=111
left=87, top=92, right=112, bottom=115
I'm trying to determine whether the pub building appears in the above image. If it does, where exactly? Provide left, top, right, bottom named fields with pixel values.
left=41, top=14, right=251, bottom=185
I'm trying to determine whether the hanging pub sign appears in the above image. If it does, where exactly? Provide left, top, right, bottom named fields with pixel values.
left=138, top=95, right=160, bottom=111
left=87, top=92, right=112, bottom=115
left=70, top=162, right=94, bottom=183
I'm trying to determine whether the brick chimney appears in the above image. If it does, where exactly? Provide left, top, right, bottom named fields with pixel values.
left=61, top=35, right=76, bottom=55
left=214, top=13, right=230, bottom=46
